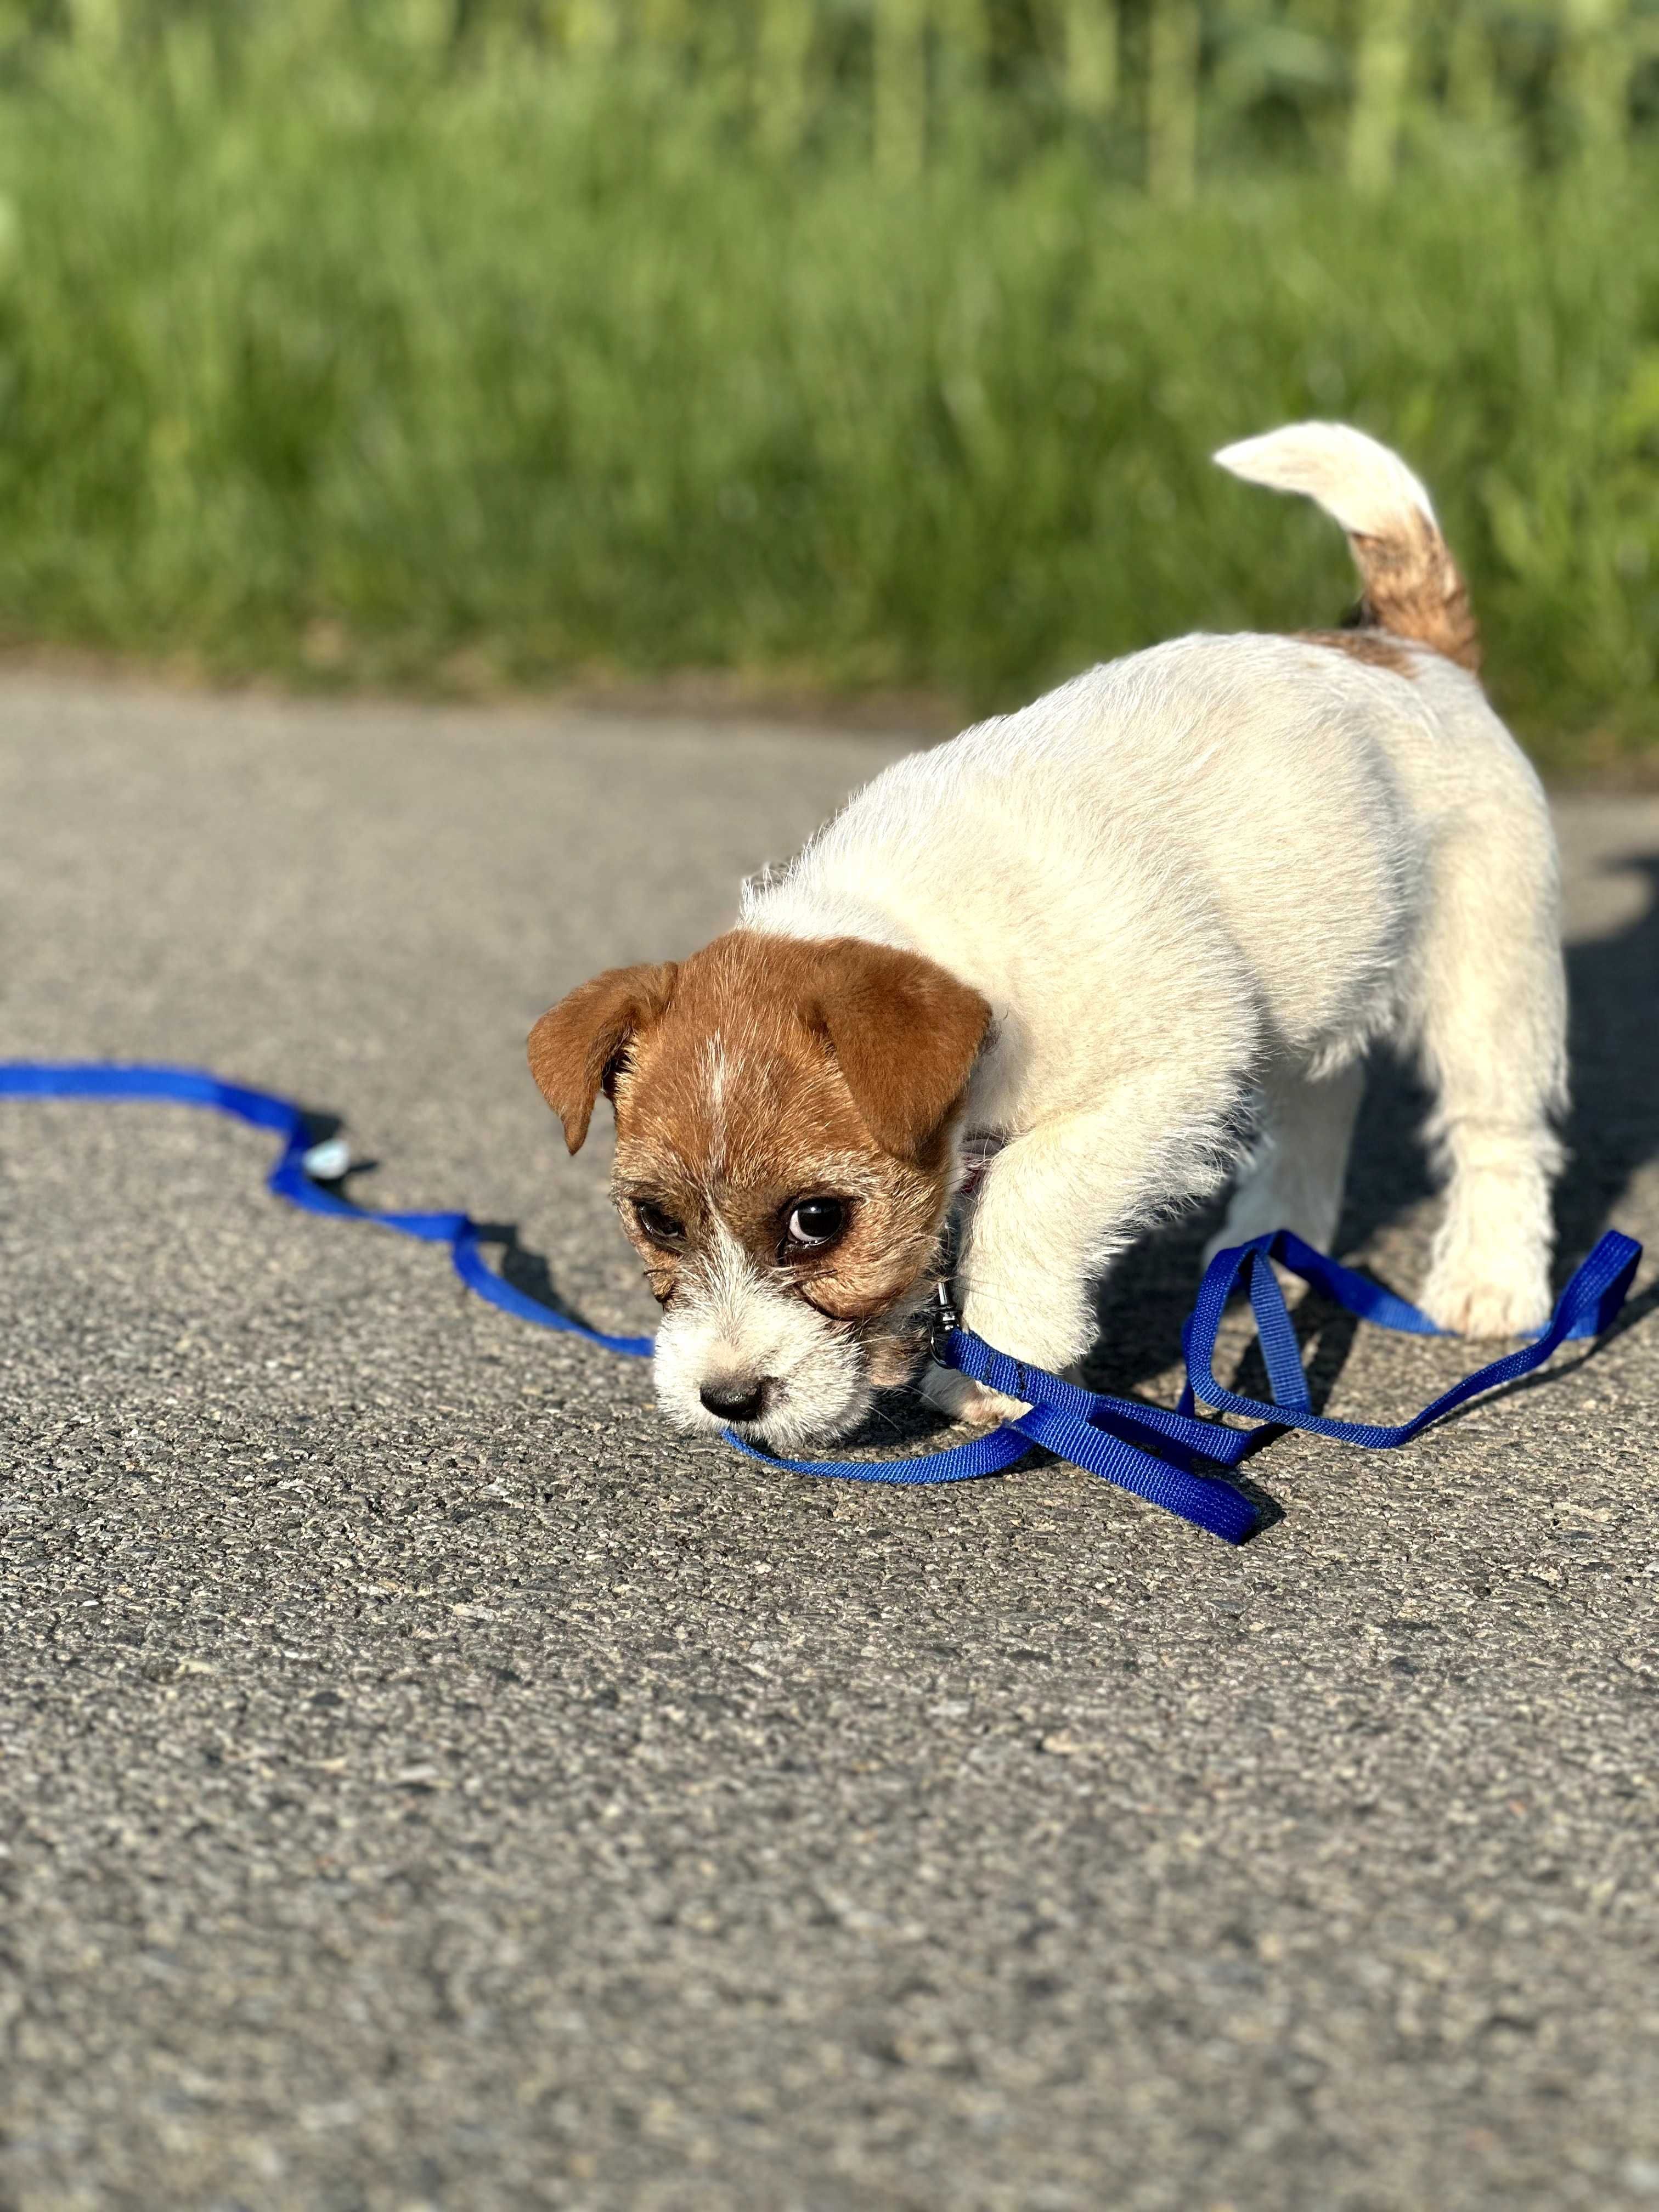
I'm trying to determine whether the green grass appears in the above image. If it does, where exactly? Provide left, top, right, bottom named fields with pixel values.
left=0, top=19, right=1656, bottom=770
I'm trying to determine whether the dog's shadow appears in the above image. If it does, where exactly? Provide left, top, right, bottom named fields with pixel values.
left=1080, top=847, right=1659, bottom=1415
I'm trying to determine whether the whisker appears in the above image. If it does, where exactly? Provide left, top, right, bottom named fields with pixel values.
left=866, top=1404, right=909, bottom=1439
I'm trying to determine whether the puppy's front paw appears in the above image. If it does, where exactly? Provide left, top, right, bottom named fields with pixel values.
left=919, top=1363, right=1029, bottom=1429
left=1418, top=1266, right=1549, bottom=1341
left=1420, top=1214, right=1551, bottom=1340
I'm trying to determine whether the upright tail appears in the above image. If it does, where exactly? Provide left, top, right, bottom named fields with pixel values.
left=1214, top=421, right=1481, bottom=674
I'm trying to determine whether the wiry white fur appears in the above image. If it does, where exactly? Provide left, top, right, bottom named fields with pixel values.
left=1214, top=420, right=1439, bottom=537
left=652, top=1222, right=873, bottom=1449
left=738, top=427, right=1566, bottom=1379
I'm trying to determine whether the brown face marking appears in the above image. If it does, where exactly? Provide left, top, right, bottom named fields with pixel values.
left=529, top=930, right=991, bottom=1365
left=1294, top=628, right=1420, bottom=676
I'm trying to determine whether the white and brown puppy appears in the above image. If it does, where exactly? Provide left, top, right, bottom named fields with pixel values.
left=529, top=424, right=1566, bottom=1451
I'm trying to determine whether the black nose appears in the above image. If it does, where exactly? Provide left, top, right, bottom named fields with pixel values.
left=699, top=1378, right=770, bottom=1424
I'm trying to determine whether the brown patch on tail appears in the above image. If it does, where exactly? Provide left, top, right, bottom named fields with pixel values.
left=1348, top=511, right=1481, bottom=674
left=1294, top=628, right=1420, bottom=676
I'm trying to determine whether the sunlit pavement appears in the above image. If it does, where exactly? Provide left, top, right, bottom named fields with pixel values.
left=2, top=678, right=1656, bottom=2212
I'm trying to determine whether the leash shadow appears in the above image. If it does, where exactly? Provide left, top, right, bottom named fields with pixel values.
left=311, top=1132, right=633, bottom=1341
left=1416, top=1272, right=1659, bottom=1432
left=475, top=1219, right=637, bottom=1336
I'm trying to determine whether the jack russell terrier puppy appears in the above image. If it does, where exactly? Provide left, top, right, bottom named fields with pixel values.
left=529, top=424, right=1565, bottom=1452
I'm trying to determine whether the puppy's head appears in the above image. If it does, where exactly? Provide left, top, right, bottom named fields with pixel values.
left=528, top=932, right=990, bottom=1450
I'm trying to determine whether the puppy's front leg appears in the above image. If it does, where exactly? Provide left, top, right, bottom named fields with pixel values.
left=922, top=1075, right=1239, bottom=1425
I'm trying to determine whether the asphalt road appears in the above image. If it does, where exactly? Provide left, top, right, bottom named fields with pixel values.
left=1, top=676, right=1656, bottom=2212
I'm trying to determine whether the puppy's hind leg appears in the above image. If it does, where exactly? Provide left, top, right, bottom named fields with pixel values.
left=1202, top=1057, right=1366, bottom=1266
left=1414, top=808, right=1567, bottom=1339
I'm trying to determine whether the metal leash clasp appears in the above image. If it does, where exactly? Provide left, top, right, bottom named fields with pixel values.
left=930, top=1212, right=963, bottom=1363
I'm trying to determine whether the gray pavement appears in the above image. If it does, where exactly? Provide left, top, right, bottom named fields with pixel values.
left=1, top=676, right=1656, bottom=2212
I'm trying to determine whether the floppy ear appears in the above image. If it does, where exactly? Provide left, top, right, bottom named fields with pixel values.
left=527, top=962, right=678, bottom=1153
left=811, top=940, right=991, bottom=1160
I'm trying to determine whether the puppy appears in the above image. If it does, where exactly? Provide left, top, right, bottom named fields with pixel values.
left=529, top=424, right=1566, bottom=1451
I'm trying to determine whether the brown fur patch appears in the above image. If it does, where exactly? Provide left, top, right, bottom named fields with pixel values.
left=527, top=961, right=678, bottom=1153
left=1348, top=511, right=1482, bottom=674
left=529, top=930, right=991, bottom=1345
left=1294, top=628, right=1420, bottom=676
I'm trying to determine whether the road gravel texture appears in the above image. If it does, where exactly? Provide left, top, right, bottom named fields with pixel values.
left=1, top=679, right=1656, bottom=2212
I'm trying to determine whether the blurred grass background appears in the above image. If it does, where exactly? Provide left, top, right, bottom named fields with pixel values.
left=0, top=1, right=1657, bottom=769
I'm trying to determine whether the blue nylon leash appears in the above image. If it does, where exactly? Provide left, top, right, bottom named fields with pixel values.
left=2, top=1060, right=1641, bottom=1547
left=0, top=1062, right=654, bottom=1357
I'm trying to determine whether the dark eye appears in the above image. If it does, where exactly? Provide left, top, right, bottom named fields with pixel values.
left=783, top=1197, right=848, bottom=1252
left=634, top=1201, right=685, bottom=1249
